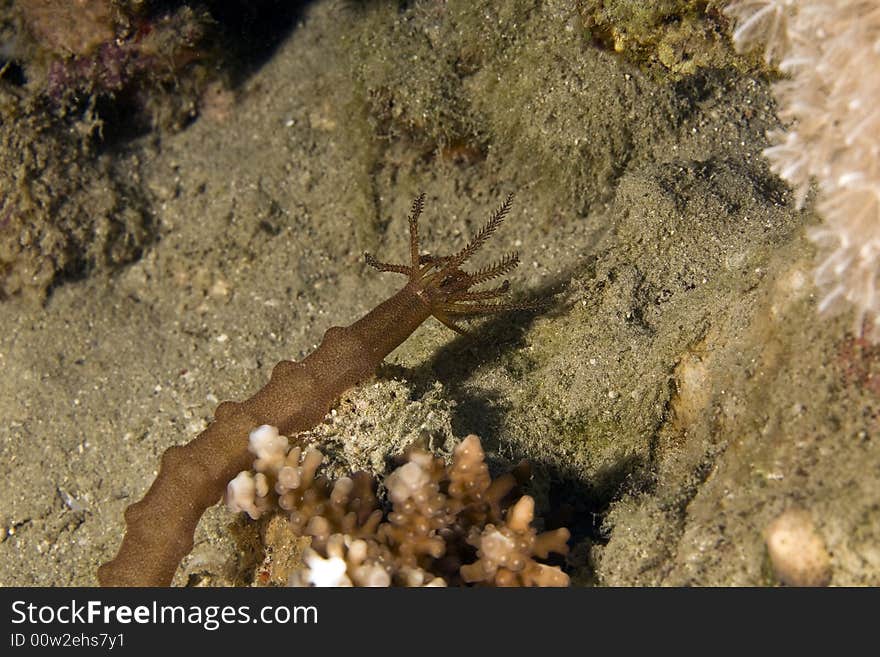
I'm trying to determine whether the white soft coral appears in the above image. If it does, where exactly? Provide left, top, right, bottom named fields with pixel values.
left=726, top=0, right=880, bottom=337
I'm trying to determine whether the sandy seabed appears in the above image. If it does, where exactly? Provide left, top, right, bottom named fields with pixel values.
left=1, top=0, right=877, bottom=586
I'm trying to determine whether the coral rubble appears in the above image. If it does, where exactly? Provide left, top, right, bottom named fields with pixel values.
left=13, top=0, right=214, bottom=118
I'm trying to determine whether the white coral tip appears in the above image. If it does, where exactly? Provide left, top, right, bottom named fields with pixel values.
left=303, top=549, right=352, bottom=587
left=227, top=471, right=261, bottom=519
left=248, top=424, right=284, bottom=458
left=386, top=461, right=430, bottom=504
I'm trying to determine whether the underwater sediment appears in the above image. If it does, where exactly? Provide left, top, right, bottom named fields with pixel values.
left=0, top=0, right=877, bottom=586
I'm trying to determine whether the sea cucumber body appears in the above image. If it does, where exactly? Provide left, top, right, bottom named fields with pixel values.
left=98, top=192, right=524, bottom=587
left=98, top=283, right=431, bottom=586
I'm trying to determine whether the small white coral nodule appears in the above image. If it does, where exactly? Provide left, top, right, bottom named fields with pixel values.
left=764, top=508, right=832, bottom=586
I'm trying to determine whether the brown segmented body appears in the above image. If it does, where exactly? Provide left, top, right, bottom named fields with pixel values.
left=98, top=193, right=532, bottom=586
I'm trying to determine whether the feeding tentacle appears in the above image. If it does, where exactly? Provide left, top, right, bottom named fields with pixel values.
left=364, top=253, right=412, bottom=276
left=365, top=193, right=537, bottom=333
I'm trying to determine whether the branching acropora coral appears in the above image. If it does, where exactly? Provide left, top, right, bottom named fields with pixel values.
left=724, top=0, right=880, bottom=337
left=98, top=193, right=535, bottom=586
left=229, top=430, right=570, bottom=587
